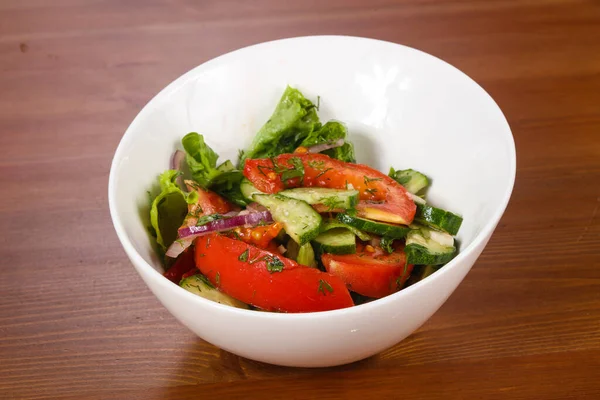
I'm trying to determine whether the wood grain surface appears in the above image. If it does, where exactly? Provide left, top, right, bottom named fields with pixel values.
left=1, top=0, right=599, bottom=398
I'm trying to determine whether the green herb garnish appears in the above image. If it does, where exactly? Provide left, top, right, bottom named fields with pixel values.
left=238, top=249, right=249, bottom=262
left=196, top=213, right=223, bottom=226
left=363, top=176, right=382, bottom=185
left=318, top=279, right=334, bottom=295
left=380, top=237, right=394, bottom=254
left=266, top=256, right=285, bottom=273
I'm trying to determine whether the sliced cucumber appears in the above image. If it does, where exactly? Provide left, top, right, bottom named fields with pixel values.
left=180, top=274, right=249, bottom=309
left=298, top=243, right=317, bottom=268
left=417, top=265, right=440, bottom=280
left=405, top=265, right=440, bottom=287
left=253, top=194, right=321, bottom=245
left=240, top=178, right=263, bottom=202
left=312, top=228, right=356, bottom=255
left=337, top=213, right=410, bottom=239
left=405, top=226, right=456, bottom=265
left=389, top=168, right=430, bottom=194
left=321, top=219, right=371, bottom=241
left=415, top=203, right=463, bottom=236
left=286, top=239, right=317, bottom=268
left=279, top=187, right=359, bottom=210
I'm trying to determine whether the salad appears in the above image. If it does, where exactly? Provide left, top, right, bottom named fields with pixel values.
left=147, top=86, right=463, bottom=313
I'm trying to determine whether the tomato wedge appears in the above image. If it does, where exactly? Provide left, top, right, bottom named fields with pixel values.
left=194, top=233, right=354, bottom=312
left=322, top=248, right=413, bottom=298
left=231, top=222, right=283, bottom=249
left=243, top=153, right=416, bottom=225
left=163, top=247, right=196, bottom=283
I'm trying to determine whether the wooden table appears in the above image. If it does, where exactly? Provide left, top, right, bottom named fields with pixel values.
left=1, top=1, right=599, bottom=398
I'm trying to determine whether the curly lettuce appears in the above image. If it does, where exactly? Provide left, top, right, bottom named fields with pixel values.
left=240, top=86, right=321, bottom=163
left=182, top=132, right=247, bottom=206
left=150, top=170, right=198, bottom=250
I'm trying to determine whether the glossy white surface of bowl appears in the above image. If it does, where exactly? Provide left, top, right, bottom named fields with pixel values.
left=108, top=36, right=515, bottom=367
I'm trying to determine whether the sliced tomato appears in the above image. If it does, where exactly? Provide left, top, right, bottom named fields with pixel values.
left=194, top=233, right=353, bottom=312
left=179, top=180, right=236, bottom=229
left=185, top=179, right=234, bottom=214
left=243, top=153, right=415, bottom=225
left=322, top=248, right=414, bottom=298
left=163, top=247, right=196, bottom=283
left=231, top=222, right=283, bottom=249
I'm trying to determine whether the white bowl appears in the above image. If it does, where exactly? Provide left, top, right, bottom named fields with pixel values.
left=109, top=36, right=515, bottom=367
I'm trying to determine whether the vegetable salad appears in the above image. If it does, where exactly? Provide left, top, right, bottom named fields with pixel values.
left=148, top=86, right=463, bottom=313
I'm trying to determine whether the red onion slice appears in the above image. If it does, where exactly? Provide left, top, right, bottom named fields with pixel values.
left=171, top=149, right=186, bottom=188
left=178, top=210, right=273, bottom=238
left=306, top=138, right=345, bottom=154
left=165, top=237, right=194, bottom=258
left=408, top=192, right=426, bottom=204
left=166, top=210, right=273, bottom=258
left=171, top=150, right=185, bottom=170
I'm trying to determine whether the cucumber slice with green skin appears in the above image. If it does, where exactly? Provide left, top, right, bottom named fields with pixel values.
left=240, top=178, right=263, bottom=202
left=253, top=194, right=321, bottom=245
left=418, top=265, right=440, bottom=280
left=389, top=168, right=430, bottom=194
left=320, top=219, right=371, bottom=241
left=180, top=274, right=249, bottom=309
left=297, top=242, right=317, bottom=268
left=286, top=239, right=317, bottom=268
left=415, top=203, right=463, bottom=236
left=312, top=228, right=356, bottom=255
left=279, top=188, right=359, bottom=210
left=337, top=213, right=410, bottom=239
left=405, top=226, right=456, bottom=265
left=405, top=265, right=440, bottom=286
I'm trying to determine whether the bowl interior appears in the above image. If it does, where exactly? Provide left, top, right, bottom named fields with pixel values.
left=110, top=36, right=515, bottom=277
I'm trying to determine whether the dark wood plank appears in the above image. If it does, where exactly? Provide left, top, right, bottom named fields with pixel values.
left=1, top=0, right=599, bottom=398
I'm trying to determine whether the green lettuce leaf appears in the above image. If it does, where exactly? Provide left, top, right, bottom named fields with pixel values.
left=182, top=132, right=247, bottom=206
left=299, top=120, right=347, bottom=147
left=150, top=170, right=198, bottom=250
left=240, top=86, right=321, bottom=163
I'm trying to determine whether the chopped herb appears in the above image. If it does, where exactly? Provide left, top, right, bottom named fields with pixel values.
left=281, top=169, right=304, bottom=183
left=257, top=164, right=272, bottom=177
left=322, top=196, right=343, bottom=212
left=238, top=249, right=249, bottom=262
left=248, top=255, right=265, bottom=264
left=364, top=176, right=382, bottom=185
left=195, top=274, right=214, bottom=289
left=196, top=213, right=223, bottom=226
left=315, top=167, right=333, bottom=180
left=308, top=160, right=326, bottom=170
left=365, top=188, right=378, bottom=195
left=280, top=157, right=305, bottom=185
left=318, top=279, right=334, bottom=295
left=316, top=95, right=321, bottom=111
left=380, top=237, right=394, bottom=254
left=266, top=256, right=285, bottom=273
left=231, top=230, right=242, bottom=240
left=215, top=272, right=220, bottom=285
left=189, top=205, right=204, bottom=217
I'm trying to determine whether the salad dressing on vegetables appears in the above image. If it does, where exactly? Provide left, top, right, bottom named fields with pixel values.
left=147, top=86, right=463, bottom=313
